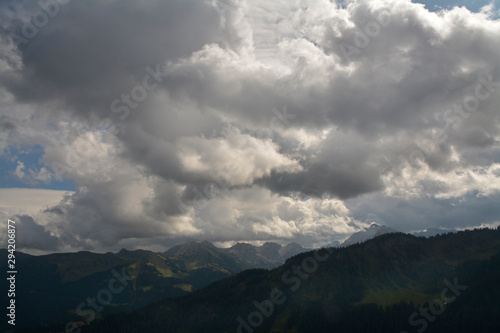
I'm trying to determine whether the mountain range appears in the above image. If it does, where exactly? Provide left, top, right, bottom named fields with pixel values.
left=223, top=241, right=308, bottom=269
left=0, top=240, right=306, bottom=332
left=76, top=227, right=500, bottom=333
left=4, top=225, right=487, bottom=333
left=333, top=223, right=456, bottom=248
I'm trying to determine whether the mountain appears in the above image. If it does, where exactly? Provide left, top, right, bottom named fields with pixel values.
left=0, top=245, right=245, bottom=332
left=340, top=222, right=398, bottom=247
left=79, top=228, right=500, bottom=333
left=224, top=241, right=308, bottom=269
left=278, top=242, right=308, bottom=259
left=0, top=240, right=307, bottom=332
left=163, top=240, right=243, bottom=273
left=412, top=227, right=456, bottom=237
left=162, top=240, right=308, bottom=270
left=324, top=240, right=341, bottom=248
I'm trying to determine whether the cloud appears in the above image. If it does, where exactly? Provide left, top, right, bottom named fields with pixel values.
left=13, top=160, right=25, bottom=179
left=0, top=0, right=499, bottom=251
left=0, top=188, right=71, bottom=216
left=0, top=188, right=70, bottom=252
left=176, top=126, right=301, bottom=186
left=0, top=213, right=61, bottom=252
left=9, top=214, right=61, bottom=251
left=12, top=160, right=52, bottom=184
left=257, top=127, right=385, bottom=198
left=347, top=190, right=500, bottom=233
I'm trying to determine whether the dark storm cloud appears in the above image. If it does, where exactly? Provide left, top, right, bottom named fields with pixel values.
left=461, top=127, right=497, bottom=148
left=1, top=0, right=499, bottom=251
left=13, top=214, right=60, bottom=250
left=258, top=164, right=383, bottom=199
left=257, top=128, right=385, bottom=199
left=1, top=0, right=222, bottom=116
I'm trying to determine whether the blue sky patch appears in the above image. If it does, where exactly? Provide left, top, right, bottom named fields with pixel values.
left=0, top=145, right=75, bottom=191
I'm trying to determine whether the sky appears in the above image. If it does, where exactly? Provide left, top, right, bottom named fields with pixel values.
left=0, top=0, right=499, bottom=254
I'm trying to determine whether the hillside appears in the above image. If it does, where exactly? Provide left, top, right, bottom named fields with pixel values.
left=0, top=245, right=244, bottom=332
left=0, top=239, right=308, bottom=332
left=77, top=228, right=500, bottom=333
